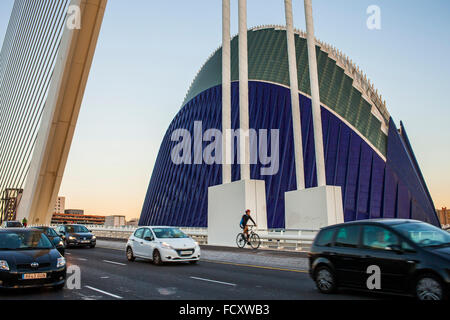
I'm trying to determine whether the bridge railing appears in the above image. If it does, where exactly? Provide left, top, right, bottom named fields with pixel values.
left=30, top=224, right=318, bottom=251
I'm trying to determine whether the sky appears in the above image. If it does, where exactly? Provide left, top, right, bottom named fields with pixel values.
left=0, top=1, right=449, bottom=220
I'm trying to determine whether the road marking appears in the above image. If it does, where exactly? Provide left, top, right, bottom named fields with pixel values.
left=85, top=286, right=123, bottom=299
left=203, top=260, right=308, bottom=273
left=65, top=253, right=71, bottom=255
left=76, top=258, right=88, bottom=261
left=101, top=276, right=110, bottom=279
left=103, top=260, right=127, bottom=266
left=190, top=276, right=236, bottom=287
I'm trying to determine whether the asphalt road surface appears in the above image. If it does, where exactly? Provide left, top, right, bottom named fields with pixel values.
left=0, top=246, right=403, bottom=300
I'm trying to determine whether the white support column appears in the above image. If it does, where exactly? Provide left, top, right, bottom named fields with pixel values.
left=238, top=0, right=250, bottom=181
left=304, top=0, right=326, bottom=187
left=284, top=0, right=344, bottom=230
left=284, top=0, right=305, bottom=190
left=222, top=0, right=232, bottom=184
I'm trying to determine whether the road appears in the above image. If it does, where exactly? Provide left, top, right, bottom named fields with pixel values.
left=0, top=245, right=398, bottom=300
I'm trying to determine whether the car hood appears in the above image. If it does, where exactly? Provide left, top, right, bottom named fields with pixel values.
left=157, top=238, right=196, bottom=249
left=0, top=249, right=59, bottom=266
left=69, top=233, right=93, bottom=238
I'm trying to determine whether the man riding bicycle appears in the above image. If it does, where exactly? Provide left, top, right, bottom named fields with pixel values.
left=240, top=209, right=256, bottom=242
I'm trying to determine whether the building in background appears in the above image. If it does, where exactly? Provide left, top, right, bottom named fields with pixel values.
left=51, top=212, right=105, bottom=225
left=64, top=209, right=84, bottom=215
left=126, top=218, right=139, bottom=227
left=54, top=197, right=66, bottom=214
left=105, top=215, right=127, bottom=227
left=437, top=208, right=449, bottom=226
left=139, top=26, right=440, bottom=228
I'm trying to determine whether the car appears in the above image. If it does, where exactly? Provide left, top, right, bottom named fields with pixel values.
left=1, top=221, right=23, bottom=228
left=126, top=226, right=201, bottom=265
left=309, top=219, right=450, bottom=300
left=56, top=224, right=96, bottom=248
left=32, top=226, right=65, bottom=256
left=0, top=228, right=66, bottom=289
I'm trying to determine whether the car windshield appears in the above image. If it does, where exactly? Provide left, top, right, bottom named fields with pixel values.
left=36, top=227, right=58, bottom=237
left=7, top=222, right=22, bottom=227
left=66, top=226, right=89, bottom=233
left=0, top=231, right=53, bottom=250
left=152, top=228, right=188, bottom=239
left=392, top=222, right=450, bottom=248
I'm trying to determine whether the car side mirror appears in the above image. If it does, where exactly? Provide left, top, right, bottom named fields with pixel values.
left=144, top=236, right=154, bottom=242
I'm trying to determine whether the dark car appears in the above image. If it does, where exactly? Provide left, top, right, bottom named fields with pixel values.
left=0, top=229, right=66, bottom=289
left=309, top=219, right=450, bottom=300
left=1, top=221, right=23, bottom=228
left=56, top=225, right=96, bottom=248
left=32, top=227, right=65, bottom=256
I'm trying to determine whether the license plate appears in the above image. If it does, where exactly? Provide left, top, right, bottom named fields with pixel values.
left=181, top=250, right=193, bottom=255
left=22, top=273, right=47, bottom=280
left=81, top=240, right=90, bottom=243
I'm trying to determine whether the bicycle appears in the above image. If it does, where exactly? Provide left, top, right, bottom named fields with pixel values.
left=236, top=225, right=261, bottom=249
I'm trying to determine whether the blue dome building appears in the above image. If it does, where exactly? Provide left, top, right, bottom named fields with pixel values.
left=139, top=26, right=440, bottom=228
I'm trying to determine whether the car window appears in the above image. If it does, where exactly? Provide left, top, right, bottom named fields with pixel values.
left=335, top=226, right=360, bottom=248
left=362, top=226, right=399, bottom=250
left=134, top=228, right=144, bottom=239
left=392, top=222, right=450, bottom=248
left=315, top=228, right=335, bottom=247
left=143, top=229, right=153, bottom=240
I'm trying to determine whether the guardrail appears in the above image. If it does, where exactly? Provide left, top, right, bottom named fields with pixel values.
left=39, top=225, right=317, bottom=251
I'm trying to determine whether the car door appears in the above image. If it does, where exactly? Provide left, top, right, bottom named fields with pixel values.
left=360, top=225, right=412, bottom=293
left=132, top=228, right=145, bottom=257
left=141, top=228, right=156, bottom=259
left=332, top=225, right=365, bottom=288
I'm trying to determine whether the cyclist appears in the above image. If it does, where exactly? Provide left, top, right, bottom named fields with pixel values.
left=240, top=209, right=256, bottom=243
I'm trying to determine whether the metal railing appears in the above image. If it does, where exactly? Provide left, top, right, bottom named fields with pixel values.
left=29, top=224, right=318, bottom=251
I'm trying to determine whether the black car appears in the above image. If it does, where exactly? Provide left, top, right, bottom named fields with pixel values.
left=309, top=219, right=450, bottom=300
left=56, top=225, right=96, bottom=248
left=33, top=227, right=65, bottom=256
left=0, top=229, right=66, bottom=289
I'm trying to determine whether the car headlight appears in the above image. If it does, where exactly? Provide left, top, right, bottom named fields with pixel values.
left=0, top=260, right=9, bottom=271
left=92, top=236, right=96, bottom=240
left=57, top=257, right=66, bottom=268
left=194, top=241, right=200, bottom=248
left=58, top=241, right=64, bottom=246
left=68, top=236, right=76, bottom=240
left=161, top=242, right=173, bottom=249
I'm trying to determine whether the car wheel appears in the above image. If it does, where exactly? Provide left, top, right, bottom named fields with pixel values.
left=314, top=266, right=337, bottom=294
left=126, top=247, right=135, bottom=262
left=415, top=274, right=445, bottom=301
left=153, top=250, right=162, bottom=266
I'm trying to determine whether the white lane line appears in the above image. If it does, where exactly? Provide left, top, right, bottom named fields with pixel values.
left=65, top=253, right=71, bottom=255
left=77, top=258, right=88, bottom=261
left=85, top=286, right=123, bottom=299
left=100, top=276, right=110, bottom=279
left=190, top=276, right=236, bottom=287
left=103, top=260, right=127, bottom=266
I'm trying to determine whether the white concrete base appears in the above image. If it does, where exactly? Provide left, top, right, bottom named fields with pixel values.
left=208, top=180, right=267, bottom=247
left=285, top=186, right=344, bottom=230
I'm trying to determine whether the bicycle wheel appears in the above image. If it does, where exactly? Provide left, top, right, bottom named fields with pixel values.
left=249, top=233, right=261, bottom=249
left=236, top=233, right=246, bottom=248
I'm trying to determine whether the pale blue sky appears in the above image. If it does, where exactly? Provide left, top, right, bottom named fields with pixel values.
left=1, top=1, right=449, bottom=218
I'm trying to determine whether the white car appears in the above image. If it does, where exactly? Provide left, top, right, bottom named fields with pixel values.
left=126, top=226, right=200, bottom=265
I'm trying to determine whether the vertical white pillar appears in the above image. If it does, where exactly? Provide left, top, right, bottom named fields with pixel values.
left=304, top=0, right=326, bottom=187
left=284, top=0, right=305, bottom=190
left=238, top=0, right=250, bottom=181
left=222, top=0, right=232, bottom=184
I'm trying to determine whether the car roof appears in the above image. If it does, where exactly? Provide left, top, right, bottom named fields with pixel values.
left=320, top=219, right=424, bottom=230
left=0, top=228, right=40, bottom=233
